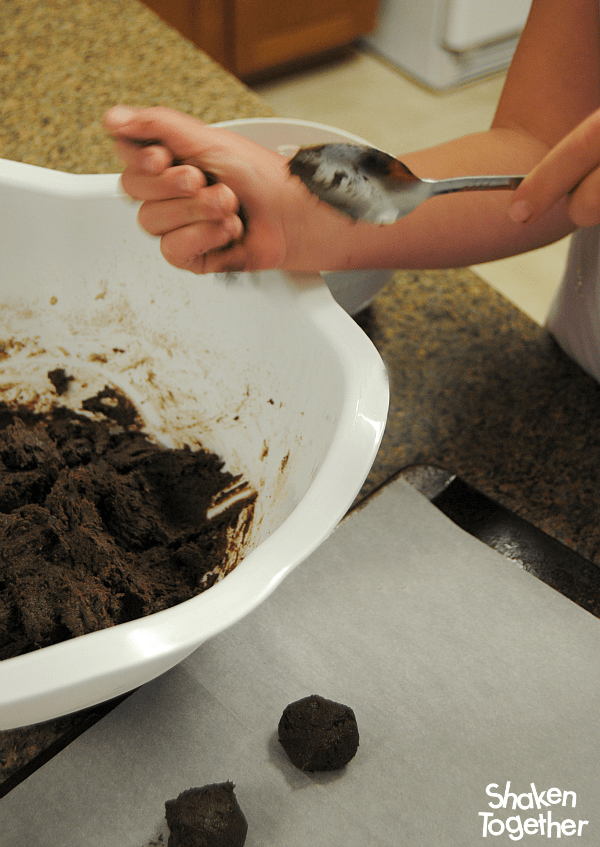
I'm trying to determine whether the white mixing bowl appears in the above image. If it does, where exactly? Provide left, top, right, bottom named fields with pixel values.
left=0, top=142, right=388, bottom=729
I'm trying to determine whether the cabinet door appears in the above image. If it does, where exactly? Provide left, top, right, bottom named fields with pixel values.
left=233, top=0, right=378, bottom=76
left=140, top=0, right=232, bottom=71
left=140, top=0, right=195, bottom=42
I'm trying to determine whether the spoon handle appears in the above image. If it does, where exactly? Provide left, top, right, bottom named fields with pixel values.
left=426, top=174, right=525, bottom=197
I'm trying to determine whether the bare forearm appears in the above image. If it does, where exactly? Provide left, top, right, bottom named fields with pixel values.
left=309, top=0, right=600, bottom=272
left=298, top=128, right=573, bottom=273
left=105, top=0, right=600, bottom=277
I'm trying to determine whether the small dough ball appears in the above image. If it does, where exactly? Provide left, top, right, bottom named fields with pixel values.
left=165, top=781, right=247, bottom=847
left=278, top=694, right=359, bottom=772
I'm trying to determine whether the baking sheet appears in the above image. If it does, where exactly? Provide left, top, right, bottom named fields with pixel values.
left=3, top=477, right=600, bottom=845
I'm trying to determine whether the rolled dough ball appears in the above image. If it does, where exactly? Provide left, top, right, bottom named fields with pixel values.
left=278, top=694, right=359, bottom=772
left=165, top=781, right=247, bottom=847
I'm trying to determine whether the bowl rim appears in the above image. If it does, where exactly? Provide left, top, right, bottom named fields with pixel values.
left=211, top=115, right=378, bottom=146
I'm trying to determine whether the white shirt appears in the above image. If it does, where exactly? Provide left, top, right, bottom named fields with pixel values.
left=547, top=225, right=600, bottom=382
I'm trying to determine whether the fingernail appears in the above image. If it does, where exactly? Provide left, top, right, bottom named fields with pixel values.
left=508, top=199, right=532, bottom=223
left=225, top=215, right=245, bottom=241
left=142, top=147, right=167, bottom=175
left=106, top=105, right=137, bottom=128
left=177, top=171, right=195, bottom=194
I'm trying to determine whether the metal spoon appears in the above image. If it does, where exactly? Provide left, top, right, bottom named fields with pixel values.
left=288, top=143, right=524, bottom=224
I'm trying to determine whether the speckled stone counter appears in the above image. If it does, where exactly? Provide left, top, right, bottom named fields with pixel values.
left=3, top=0, right=600, bottom=798
left=0, top=0, right=272, bottom=174
left=355, top=269, right=600, bottom=563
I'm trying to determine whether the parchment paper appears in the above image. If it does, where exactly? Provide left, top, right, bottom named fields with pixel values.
left=3, top=477, right=600, bottom=846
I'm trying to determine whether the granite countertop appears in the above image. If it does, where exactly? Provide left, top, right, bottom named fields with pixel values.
left=3, top=0, right=600, bottom=798
left=356, top=267, right=600, bottom=560
left=0, top=0, right=272, bottom=174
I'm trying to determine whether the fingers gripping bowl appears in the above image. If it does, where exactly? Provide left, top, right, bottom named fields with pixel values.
left=0, top=124, right=388, bottom=729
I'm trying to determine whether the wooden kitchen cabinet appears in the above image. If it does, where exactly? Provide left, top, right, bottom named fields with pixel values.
left=140, top=0, right=378, bottom=78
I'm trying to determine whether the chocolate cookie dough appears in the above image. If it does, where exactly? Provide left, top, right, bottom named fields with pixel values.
left=278, top=694, right=359, bottom=772
left=165, top=782, right=248, bottom=847
left=0, top=394, right=255, bottom=660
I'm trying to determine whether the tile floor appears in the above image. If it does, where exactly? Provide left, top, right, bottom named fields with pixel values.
left=252, top=47, right=571, bottom=326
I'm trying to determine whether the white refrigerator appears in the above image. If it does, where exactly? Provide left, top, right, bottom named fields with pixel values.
left=365, top=0, right=532, bottom=89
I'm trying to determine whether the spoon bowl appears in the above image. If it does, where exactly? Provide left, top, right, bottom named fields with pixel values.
left=288, top=143, right=525, bottom=224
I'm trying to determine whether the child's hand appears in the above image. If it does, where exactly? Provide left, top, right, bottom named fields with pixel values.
left=508, top=107, right=600, bottom=228
left=103, top=105, right=333, bottom=274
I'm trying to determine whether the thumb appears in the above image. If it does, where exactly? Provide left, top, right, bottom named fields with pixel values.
left=103, top=105, right=214, bottom=161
